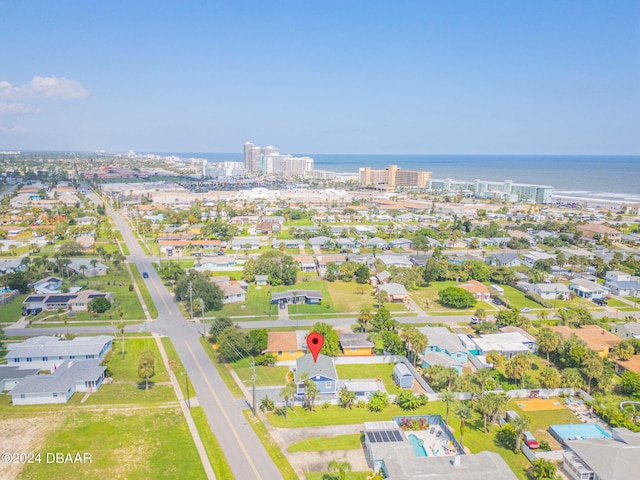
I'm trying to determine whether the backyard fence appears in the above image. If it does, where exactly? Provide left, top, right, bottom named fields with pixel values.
left=0, top=289, right=19, bottom=306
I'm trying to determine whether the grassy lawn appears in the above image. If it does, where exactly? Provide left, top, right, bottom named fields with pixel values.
left=198, top=337, right=244, bottom=398
left=130, top=262, right=159, bottom=319
left=336, top=364, right=399, bottom=394
left=605, top=298, right=630, bottom=307
left=288, top=302, right=336, bottom=314
left=500, top=285, right=543, bottom=310
left=80, top=383, right=176, bottom=404
left=161, top=337, right=195, bottom=398
left=325, top=281, right=375, bottom=311
left=20, top=407, right=206, bottom=480
left=106, top=338, right=170, bottom=384
left=0, top=293, right=27, bottom=324
left=243, top=410, right=299, bottom=480
left=219, top=284, right=276, bottom=317
left=288, top=434, right=362, bottom=452
left=508, top=400, right=577, bottom=450
left=191, top=406, right=236, bottom=480
left=232, top=357, right=290, bottom=387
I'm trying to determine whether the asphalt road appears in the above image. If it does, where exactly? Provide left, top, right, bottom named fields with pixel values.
left=86, top=193, right=282, bottom=480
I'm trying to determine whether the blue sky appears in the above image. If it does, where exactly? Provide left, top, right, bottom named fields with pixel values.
left=0, top=0, right=638, bottom=154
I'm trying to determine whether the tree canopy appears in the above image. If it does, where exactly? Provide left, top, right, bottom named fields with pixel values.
left=242, top=250, right=297, bottom=286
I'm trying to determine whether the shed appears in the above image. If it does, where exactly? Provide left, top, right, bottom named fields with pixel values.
left=392, top=363, right=413, bottom=389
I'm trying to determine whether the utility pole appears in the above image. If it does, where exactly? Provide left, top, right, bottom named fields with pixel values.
left=251, top=357, right=257, bottom=415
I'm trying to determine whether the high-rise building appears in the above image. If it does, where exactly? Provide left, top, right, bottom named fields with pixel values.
left=243, top=142, right=263, bottom=172
left=243, top=142, right=313, bottom=176
left=359, top=165, right=431, bottom=187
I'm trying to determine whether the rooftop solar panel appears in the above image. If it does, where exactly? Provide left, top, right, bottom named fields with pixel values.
left=374, top=432, right=382, bottom=442
left=392, top=430, right=403, bottom=441
left=366, top=432, right=375, bottom=443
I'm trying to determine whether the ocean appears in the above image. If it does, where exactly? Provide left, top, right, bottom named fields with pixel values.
left=156, top=152, right=640, bottom=204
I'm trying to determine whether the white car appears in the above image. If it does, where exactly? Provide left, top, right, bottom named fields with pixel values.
left=520, top=307, right=531, bottom=313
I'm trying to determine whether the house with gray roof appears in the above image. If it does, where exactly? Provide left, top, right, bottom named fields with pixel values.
left=67, top=258, right=108, bottom=277
left=609, top=322, right=640, bottom=340
left=418, top=326, right=470, bottom=372
left=294, top=353, right=337, bottom=395
left=486, top=253, right=521, bottom=267
left=271, top=290, right=323, bottom=305
left=377, top=254, right=413, bottom=268
left=338, top=333, right=374, bottom=356
left=309, top=236, right=333, bottom=248
left=9, top=359, right=107, bottom=405
left=6, top=335, right=113, bottom=371
left=0, top=365, right=40, bottom=391
left=377, top=283, right=409, bottom=302
left=562, top=427, right=640, bottom=480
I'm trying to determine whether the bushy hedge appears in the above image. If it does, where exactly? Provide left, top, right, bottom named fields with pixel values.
left=524, top=291, right=552, bottom=308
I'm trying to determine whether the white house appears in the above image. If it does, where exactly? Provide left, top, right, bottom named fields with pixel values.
left=9, top=359, right=107, bottom=405
left=6, top=336, right=113, bottom=371
left=529, top=283, right=571, bottom=300
left=472, top=332, right=537, bottom=359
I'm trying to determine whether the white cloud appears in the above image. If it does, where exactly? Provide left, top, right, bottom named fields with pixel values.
left=0, top=125, right=26, bottom=134
left=0, top=76, right=89, bottom=100
left=0, top=102, right=40, bottom=115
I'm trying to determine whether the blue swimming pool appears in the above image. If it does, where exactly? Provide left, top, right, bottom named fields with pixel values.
left=550, top=423, right=611, bottom=443
left=408, top=434, right=428, bottom=457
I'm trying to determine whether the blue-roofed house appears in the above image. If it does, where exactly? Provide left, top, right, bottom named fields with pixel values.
left=418, top=326, right=471, bottom=373
left=294, top=354, right=338, bottom=395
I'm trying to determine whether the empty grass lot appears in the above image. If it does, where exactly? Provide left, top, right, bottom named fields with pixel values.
left=499, top=285, right=543, bottom=310
left=219, top=284, right=276, bottom=317
left=0, top=293, right=28, bottom=324
left=191, top=406, right=235, bottom=480
left=107, top=338, right=169, bottom=383
left=20, top=408, right=206, bottom=480
left=288, top=434, right=362, bottom=452
left=336, top=364, right=399, bottom=394
left=232, top=357, right=290, bottom=387
left=130, top=263, right=159, bottom=318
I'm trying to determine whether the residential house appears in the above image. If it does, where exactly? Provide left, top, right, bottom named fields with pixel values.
left=272, top=239, right=305, bottom=249
left=486, top=253, right=522, bottom=268
left=75, top=233, right=95, bottom=250
left=257, top=221, right=281, bottom=234
left=605, top=271, right=632, bottom=283
left=550, top=325, right=621, bottom=357
left=309, top=236, right=333, bottom=248
left=75, top=216, right=97, bottom=226
left=0, top=366, right=40, bottom=391
left=376, top=283, right=409, bottom=303
left=377, top=254, right=413, bottom=268
left=569, top=278, right=609, bottom=300
left=9, top=359, right=107, bottom=405
left=255, top=275, right=269, bottom=286
left=22, top=290, right=113, bottom=314
left=217, top=281, right=246, bottom=304
left=336, top=237, right=357, bottom=250
left=271, top=290, right=323, bottom=306
left=615, top=355, right=640, bottom=375
left=338, top=333, right=374, bottom=356
left=389, top=238, right=413, bottom=249
left=193, top=257, right=242, bottom=272
left=522, top=251, right=555, bottom=267
left=422, top=351, right=464, bottom=374
left=606, top=279, right=640, bottom=297
left=418, top=326, right=470, bottom=373
left=392, top=363, right=413, bottom=388
left=67, top=258, right=108, bottom=277
left=459, top=280, right=491, bottom=301
left=316, top=255, right=347, bottom=277
left=294, top=354, right=337, bottom=395
left=472, top=332, right=537, bottom=359
left=576, top=223, right=622, bottom=243
left=294, top=255, right=317, bottom=273
left=371, top=270, right=391, bottom=286
left=609, top=322, right=640, bottom=340
left=6, top=335, right=113, bottom=371
left=230, top=238, right=262, bottom=250
left=263, top=331, right=307, bottom=361
left=562, top=428, right=639, bottom=480
left=32, top=276, right=63, bottom=294
left=365, top=237, right=387, bottom=249
left=529, top=283, right=571, bottom=300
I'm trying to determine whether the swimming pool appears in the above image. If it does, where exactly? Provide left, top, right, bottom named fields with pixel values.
left=549, top=423, right=611, bottom=443
left=408, top=434, right=428, bottom=457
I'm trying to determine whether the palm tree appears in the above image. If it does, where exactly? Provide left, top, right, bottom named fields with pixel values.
left=475, top=393, right=495, bottom=433
left=280, top=382, right=297, bottom=416
left=512, top=415, right=530, bottom=451
left=357, top=307, right=373, bottom=332
left=79, top=264, right=88, bottom=277
left=137, top=350, right=155, bottom=391
left=440, top=388, right=457, bottom=427
left=328, top=460, right=352, bottom=480
left=454, top=402, right=473, bottom=450
left=89, top=259, right=99, bottom=277
left=259, top=395, right=275, bottom=413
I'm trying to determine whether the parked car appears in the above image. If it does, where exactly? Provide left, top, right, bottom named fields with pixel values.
left=493, top=298, right=503, bottom=306
left=520, top=307, right=531, bottom=313
left=142, top=272, right=149, bottom=278
left=593, top=298, right=607, bottom=306
left=522, top=431, right=539, bottom=449
left=470, top=316, right=483, bottom=325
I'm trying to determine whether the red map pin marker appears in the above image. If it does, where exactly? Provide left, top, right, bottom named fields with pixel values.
left=306, top=332, right=324, bottom=362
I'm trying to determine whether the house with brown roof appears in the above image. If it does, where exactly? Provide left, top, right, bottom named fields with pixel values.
left=615, top=355, right=640, bottom=375
left=459, top=280, right=491, bottom=301
left=257, top=221, right=282, bottom=234
left=263, top=331, right=307, bottom=361
left=550, top=325, right=622, bottom=357
left=576, top=223, right=622, bottom=243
